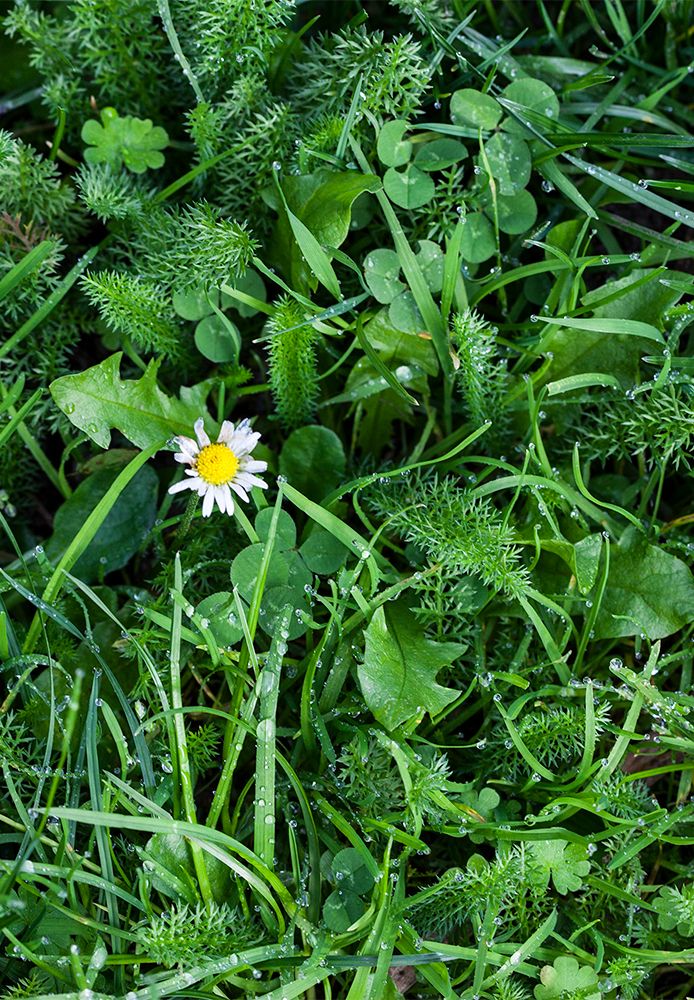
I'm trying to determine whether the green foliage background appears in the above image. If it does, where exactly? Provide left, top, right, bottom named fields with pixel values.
left=0, top=1, right=693, bottom=997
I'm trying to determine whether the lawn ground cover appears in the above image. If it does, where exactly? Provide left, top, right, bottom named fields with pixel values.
left=0, top=1, right=694, bottom=997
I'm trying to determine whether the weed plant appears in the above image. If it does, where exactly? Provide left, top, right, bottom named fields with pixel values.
left=0, top=1, right=693, bottom=998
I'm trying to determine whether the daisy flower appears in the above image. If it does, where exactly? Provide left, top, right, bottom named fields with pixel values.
left=168, top=417, right=268, bottom=517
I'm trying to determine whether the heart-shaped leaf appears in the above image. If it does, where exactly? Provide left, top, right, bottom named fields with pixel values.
left=383, top=164, right=435, bottom=209
left=377, top=120, right=412, bottom=167
left=414, top=137, right=468, bottom=171
left=363, top=248, right=404, bottom=304
left=450, top=88, right=502, bottom=129
left=483, top=133, right=532, bottom=194
left=460, top=212, right=496, bottom=263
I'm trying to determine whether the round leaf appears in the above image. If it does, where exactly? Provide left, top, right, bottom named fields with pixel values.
left=450, top=88, right=502, bottom=129
left=300, top=529, right=348, bottom=575
left=482, top=133, right=532, bottom=195
left=255, top=508, right=297, bottom=550
left=377, top=120, right=412, bottom=167
left=45, top=467, right=158, bottom=582
left=279, top=426, right=346, bottom=502
left=172, top=286, right=218, bottom=321
left=363, top=248, right=404, bottom=304
left=331, top=848, right=375, bottom=895
left=481, top=188, right=538, bottom=234
left=231, top=544, right=289, bottom=602
left=416, top=240, right=444, bottom=293
left=322, top=889, right=366, bottom=933
left=415, top=137, right=468, bottom=172
left=196, top=591, right=244, bottom=646
left=383, top=165, right=435, bottom=210
left=388, top=290, right=423, bottom=334
left=259, top=585, right=308, bottom=640
left=194, top=314, right=239, bottom=363
left=501, top=78, right=560, bottom=136
left=460, top=212, right=496, bottom=263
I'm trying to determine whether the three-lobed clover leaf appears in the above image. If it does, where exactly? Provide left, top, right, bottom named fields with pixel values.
left=527, top=839, right=591, bottom=896
left=653, top=884, right=694, bottom=937
left=81, top=107, right=169, bottom=174
left=534, top=956, right=601, bottom=1000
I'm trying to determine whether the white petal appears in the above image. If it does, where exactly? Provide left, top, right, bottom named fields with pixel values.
left=214, top=485, right=227, bottom=513
left=229, top=426, right=260, bottom=456
left=236, top=472, right=268, bottom=490
left=239, top=458, right=267, bottom=474
left=222, top=484, right=234, bottom=514
left=202, top=488, right=215, bottom=517
left=217, top=420, right=235, bottom=444
left=229, top=481, right=249, bottom=503
left=175, top=435, right=198, bottom=458
left=194, top=418, right=210, bottom=448
left=184, top=467, right=200, bottom=477
left=168, top=478, right=198, bottom=495
left=174, top=452, right=194, bottom=465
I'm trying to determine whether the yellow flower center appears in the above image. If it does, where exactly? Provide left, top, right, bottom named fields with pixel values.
left=195, top=443, right=238, bottom=486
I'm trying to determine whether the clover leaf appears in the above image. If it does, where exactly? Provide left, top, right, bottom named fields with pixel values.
left=528, top=840, right=591, bottom=896
left=81, top=107, right=169, bottom=174
left=653, top=884, right=694, bottom=937
left=534, top=956, right=601, bottom=1000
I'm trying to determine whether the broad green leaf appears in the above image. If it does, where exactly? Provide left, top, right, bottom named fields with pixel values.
left=270, top=170, right=381, bottom=292
left=278, top=183, right=341, bottom=299
left=377, top=120, right=412, bottom=167
left=363, top=248, right=404, bottom=304
left=230, top=544, right=311, bottom=640
left=279, top=426, right=346, bottom=502
left=500, top=78, right=561, bottom=136
left=581, top=268, right=685, bottom=325
left=483, top=133, right=531, bottom=194
left=383, top=164, right=435, bottom=209
left=482, top=188, right=537, bottom=234
left=323, top=889, right=365, bottom=933
left=300, top=529, right=348, bottom=575
left=331, top=848, right=375, bottom=895
left=255, top=508, right=297, bottom=550
left=594, top=527, right=694, bottom=640
left=542, top=315, right=663, bottom=387
left=194, top=312, right=240, bottom=363
left=460, top=212, right=496, bottom=263
left=450, top=88, right=502, bottom=129
left=196, top=591, right=244, bottom=646
left=295, top=172, right=382, bottom=248
left=172, top=285, right=219, bottom=321
left=527, top=840, right=591, bottom=895
left=414, top=137, right=468, bottom=171
left=81, top=107, right=168, bottom=173
left=45, top=467, right=157, bottom=582
left=416, top=240, right=444, bottom=292
left=534, top=956, right=600, bottom=1000
left=143, top=833, right=230, bottom=905
left=358, top=602, right=463, bottom=730
left=574, top=533, right=603, bottom=595
left=363, top=307, right=438, bottom=377
left=50, top=353, right=212, bottom=450
left=389, top=290, right=424, bottom=334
